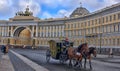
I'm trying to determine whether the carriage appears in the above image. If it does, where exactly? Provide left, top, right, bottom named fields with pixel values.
left=46, top=40, right=74, bottom=63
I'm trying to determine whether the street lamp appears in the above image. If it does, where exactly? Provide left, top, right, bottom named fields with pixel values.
left=99, top=33, right=102, bottom=54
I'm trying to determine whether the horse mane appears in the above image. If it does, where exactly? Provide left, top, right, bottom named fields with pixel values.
left=89, top=47, right=96, bottom=54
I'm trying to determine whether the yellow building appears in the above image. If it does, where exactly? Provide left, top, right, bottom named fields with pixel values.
left=0, top=3, right=120, bottom=49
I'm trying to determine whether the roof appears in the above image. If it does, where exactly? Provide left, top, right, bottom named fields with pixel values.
left=70, top=6, right=90, bottom=18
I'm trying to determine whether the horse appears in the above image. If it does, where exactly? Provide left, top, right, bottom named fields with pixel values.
left=82, top=47, right=97, bottom=69
left=67, top=43, right=88, bottom=67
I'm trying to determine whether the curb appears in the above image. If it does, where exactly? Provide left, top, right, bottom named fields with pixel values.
left=10, top=50, right=49, bottom=71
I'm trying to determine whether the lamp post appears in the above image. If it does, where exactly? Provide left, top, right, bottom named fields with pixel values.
left=99, top=33, right=102, bottom=54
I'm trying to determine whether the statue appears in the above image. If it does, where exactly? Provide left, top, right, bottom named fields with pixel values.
left=15, top=5, right=33, bottom=16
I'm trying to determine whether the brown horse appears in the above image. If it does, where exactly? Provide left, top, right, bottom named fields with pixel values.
left=67, top=43, right=88, bottom=67
left=82, top=47, right=97, bottom=69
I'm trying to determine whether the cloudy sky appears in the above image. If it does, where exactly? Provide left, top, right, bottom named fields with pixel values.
left=0, top=0, right=120, bottom=20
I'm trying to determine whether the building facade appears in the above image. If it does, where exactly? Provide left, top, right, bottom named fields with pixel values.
left=0, top=3, right=120, bottom=49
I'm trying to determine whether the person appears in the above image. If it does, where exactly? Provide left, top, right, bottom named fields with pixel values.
left=1, top=45, right=6, bottom=54
left=6, top=44, right=9, bottom=53
left=64, top=37, right=70, bottom=47
left=108, top=48, right=113, bottom=57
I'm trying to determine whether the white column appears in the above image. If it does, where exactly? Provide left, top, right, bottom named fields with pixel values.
left=36, top=26, right=38, bottom=37
left=56, top=26, right=57, bottom=37
left=10, top=26, right=12, bottom=37
left=2, top=27, right=3, bottom=36
left=39, top=27, right=41, bottom=37
left=5, top=26, right=8, bottom=36
left=43, top=26, right=45, bottom=37
left=50, top=26, right=51, bottom=37
left=62, top=26, right=64, bottom=37
left=44, top=26, right=46, bottom=37
left=59, top=26, right=61, bottom=37
left=7, top=26, right=9, bottom=36
left=52, top=26, right=54, bottom=37
left=46, top=26, right=48, bottom=37
left=32, top=26, right=34, bottom=37
left=0, top=26, right=1, bottom=36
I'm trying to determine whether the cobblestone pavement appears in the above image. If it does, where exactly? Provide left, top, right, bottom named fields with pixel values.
left=93, top=54, right=120, bottom=64
left=12, top=48, right=120, bottom=71
left=8, top=51, right=35, bottom=71
left=0, top=52, right=14, bottom=71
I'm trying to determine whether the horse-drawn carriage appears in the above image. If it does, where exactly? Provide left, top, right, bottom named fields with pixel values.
left=46, top=40, right=74, bottom=63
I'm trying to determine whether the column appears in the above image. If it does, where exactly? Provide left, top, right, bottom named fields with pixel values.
left=62, top=25, right=64, bottom=37
left=36, top=25, right=38, bottom=37
left=53, top=26, right=54, bottom=37
left=0, top=27, right=1, bottom=36
left=59, top=26, right=61, bottom=37
left=32, top=26, right=34, bottom=37
left=2, top=26, right=4, bottom=36
left=50, top=26, right=51, bottom=37
left=55, top=26, right=58, bottom=37
left=39, top=27, right=41, bottom=37
left=43, top=26, right=45, bottom=37
left=46, top=26, right=48, bottom=37
left=7, top=26, right=9, bottom=37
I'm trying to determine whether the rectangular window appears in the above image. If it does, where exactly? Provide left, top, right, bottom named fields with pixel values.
left=117, top=39, right=119, bottom=46
left=106, top=16, right=108, bottom=22
left=88, top=21, right=90, bottom=26
left=113, top=39, right=115, bottom=45
left=118, top=13, right=120, bottom=19
left=114, top=25, right=116, bottom=32
left=84, top=22, right=86, bottom=27
left=75, top=24, right=76, bottom=28
left=114, top=14, right=116, bottom=20
left=99, top=18, right=101, bottom=24
left=110, top=15, right=112, bottom=21
left=95, top=19, right=97, bottom=25
left=102, top=17, right=104, bottom=23
left=92, top=20, right=94, bottom=25
left=119, top=24, right=120, bottom=32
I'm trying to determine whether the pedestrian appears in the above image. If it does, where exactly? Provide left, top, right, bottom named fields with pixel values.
left=6, top=44, right=9, bottom=53
left=1, top=45, right=6, bottom=54
left=108, top=48, right=113, bottom=58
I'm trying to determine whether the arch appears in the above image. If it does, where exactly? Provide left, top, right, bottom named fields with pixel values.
left=13, top=26, right=32, bottom=37
left=12, top=26, right=33, bottom=46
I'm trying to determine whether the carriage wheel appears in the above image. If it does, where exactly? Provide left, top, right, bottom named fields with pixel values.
left=59, top=54, right=65, bottom=64
left=71, top=59, right=82, bottom=68
left=71, top=59, right=77, bottom=67
left=46, top=50, right=51, bottom=62
left=59, top=54, right=68, bottom=64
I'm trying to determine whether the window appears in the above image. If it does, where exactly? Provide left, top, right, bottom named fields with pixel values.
left=95, top=19, right=97, bottom=25
left=119, top=24, right=120, bottom=32
left=114, top=25, right=116, bottom=32
left=118, top=13, right=120, bottom=19
left=88, top=21, right=90, bottom=26
left=114, top=14, right=116, bottom=20
left=109, top=15, right=112, bottom=21
left=106, top=16, right=108, bottom=22
left=84, top=22, right=86, bottom=27
left=117, top=38, right=119, bottom=46
left=113, top=39, right=115, bottom=45
left=99, top=18, right=101, bottom=24
left=92, top=20, right=94, bottom=25
left=109, top=39, right=111, bottom=45
left=68, top=24, right=70, bottom=28
left=102, top=17, right=104, bottom=23
left=75, top=24, right=76, bottom=28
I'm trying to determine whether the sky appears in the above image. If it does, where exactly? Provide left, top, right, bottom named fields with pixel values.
left=0, top=0, right=120, bottom=20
